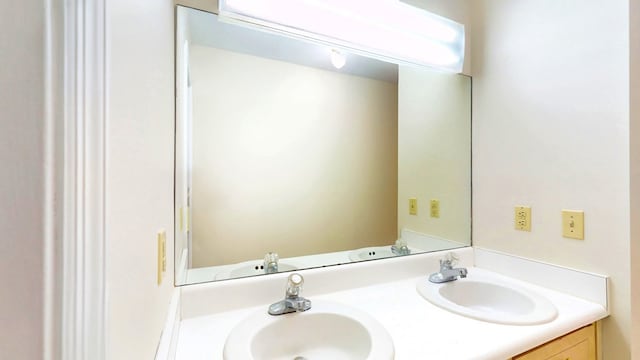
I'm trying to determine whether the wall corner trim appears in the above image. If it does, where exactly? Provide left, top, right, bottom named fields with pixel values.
left=61, top=1, right=108, bottom=359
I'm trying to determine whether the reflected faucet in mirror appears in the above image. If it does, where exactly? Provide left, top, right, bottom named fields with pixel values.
left=391, top=239, right=411, bottom=256
left=263, top=252, right=279, bottom=274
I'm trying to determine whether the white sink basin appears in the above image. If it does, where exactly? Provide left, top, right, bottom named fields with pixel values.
left=417, top=268, right=558, bottom=325
left=223, top=300, right=394, bottom=360
left=215, top=262, right=298, bottom=280
left=348, top=246, right=396, bottom=261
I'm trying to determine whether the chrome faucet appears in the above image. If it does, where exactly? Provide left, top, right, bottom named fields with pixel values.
left=429, top=253, right=467, bottom=283
left=391, top=239, right=411, bottom=256
left=268, top=273, right=312, bottom=316
left=263, top=252, right=279, bottom=274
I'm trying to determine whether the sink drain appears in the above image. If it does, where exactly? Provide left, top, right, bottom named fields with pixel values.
left=294, top=357, right=307, bottom=360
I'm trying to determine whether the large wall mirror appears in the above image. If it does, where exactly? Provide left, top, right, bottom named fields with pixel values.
left=175, top=5, right=471, bottom=285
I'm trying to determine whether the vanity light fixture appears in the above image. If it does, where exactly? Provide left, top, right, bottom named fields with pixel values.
left=218, top=0, right=465, bottom=73
left=330, top=49, right=346, bottom=69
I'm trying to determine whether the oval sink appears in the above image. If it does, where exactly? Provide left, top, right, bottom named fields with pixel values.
left=215, top=262, right=298, bottom=280
left=417, top=269, right=558, bottom=325
left=224, top=300, right=394, bottom=360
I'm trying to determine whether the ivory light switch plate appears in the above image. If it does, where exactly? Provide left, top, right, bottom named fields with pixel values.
left=157, top=230, right=166, bottom=285
left=409, top=198, right=418, bottom=215
left=562, top=210, right=584, bottom=240
left=515, top=206, right=531, bottom=231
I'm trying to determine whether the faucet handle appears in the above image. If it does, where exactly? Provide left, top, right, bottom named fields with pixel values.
left=395, top=238, right=408, bottom=248
left=286, top=273, right=304, bottom=297
left=263, top=252, right=279, bottom=274
left=391, top=239, right=411, bottom=255
left=264, top=252, right=279, bottom=265
left=446, top=252, right=459, bottom=265
left=440, top=252, right=459, bottom=269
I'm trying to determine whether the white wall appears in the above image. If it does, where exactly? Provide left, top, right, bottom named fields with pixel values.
left=189, top=45, right=398, bottom=267
left=0, top=1, right=46, bottom=359
left=630, top=0, right=640, bottom=355
left=397, top=67, right=471, bottom=244
left=105, top=0, right=175, bottom=359
left=471, top=1, right=631, bottom=358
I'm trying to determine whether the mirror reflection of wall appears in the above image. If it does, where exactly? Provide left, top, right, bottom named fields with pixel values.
left=190, top=45, right=399, bottom=267
left=398, top=67, right=471, bottom=245
left=175, top=6, right=471, bottom=285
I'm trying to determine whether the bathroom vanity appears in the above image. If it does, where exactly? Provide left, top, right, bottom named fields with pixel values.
left=157, top=247, right=608, bottom=360
left=513, top=323, right=596, bottom=360
left=165, top=4, right=609, bottom=359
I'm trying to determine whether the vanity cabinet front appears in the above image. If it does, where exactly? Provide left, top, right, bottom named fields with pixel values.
left=512, top=323, right=597, bottom=360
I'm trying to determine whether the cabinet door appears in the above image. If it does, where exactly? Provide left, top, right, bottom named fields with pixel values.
left=514, top=324, right=596, bottom=360
left=547, top=339, right=590, bottom=360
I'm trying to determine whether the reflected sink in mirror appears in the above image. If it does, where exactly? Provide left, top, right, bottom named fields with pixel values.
left=349, top=246, right=395, bottom=261
left=223, top=300, right=394, bottom=360
left=214, top=261, right=298, bottom=280
left=417, top=269, right=558, bottom=325
left=348, top=246, right=410, bottom=261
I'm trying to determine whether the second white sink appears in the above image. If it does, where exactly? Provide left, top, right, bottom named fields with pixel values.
left=417, top=268, right=558, bottom=325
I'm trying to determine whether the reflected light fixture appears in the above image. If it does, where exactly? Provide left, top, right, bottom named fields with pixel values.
left=330, top=49, right=346, bottom=69
left=218, top=0, right=465, bottom=73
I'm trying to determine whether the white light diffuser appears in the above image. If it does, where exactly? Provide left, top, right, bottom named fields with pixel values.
left=218, top=0, right=465, bottom=73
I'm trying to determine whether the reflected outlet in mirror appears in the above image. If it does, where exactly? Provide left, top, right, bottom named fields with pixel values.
left=175, top=6, right=471, bottom=285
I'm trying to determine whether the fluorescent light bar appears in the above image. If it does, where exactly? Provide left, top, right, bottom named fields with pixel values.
left=330, top=49, right=346, bottom=69
left=218, top=0, right=465, bottom=73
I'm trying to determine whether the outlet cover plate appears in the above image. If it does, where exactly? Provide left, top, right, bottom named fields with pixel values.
left=430, top=199, right=440, bottom=218
left=515, top=206, right=531, bottom=231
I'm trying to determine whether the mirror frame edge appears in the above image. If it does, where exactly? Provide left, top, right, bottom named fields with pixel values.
left=175, top=0, right=219, bottom=14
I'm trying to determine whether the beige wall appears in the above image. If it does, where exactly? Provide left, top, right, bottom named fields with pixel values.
left=175, top=0, right=218, bottom=14
left=471, top=1, right=631, bottom=358
left=631, top=0, right=640, bottom=356
left=0, top=1, right=46, bottom=359
left=106, top=0, right=175, bottom=359
left=189, top=46, right=398, bottom=267
left=397, top=67, right=471, bottom=243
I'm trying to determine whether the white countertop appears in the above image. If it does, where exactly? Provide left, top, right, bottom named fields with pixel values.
left=174, top=268, right=606, bottom=358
